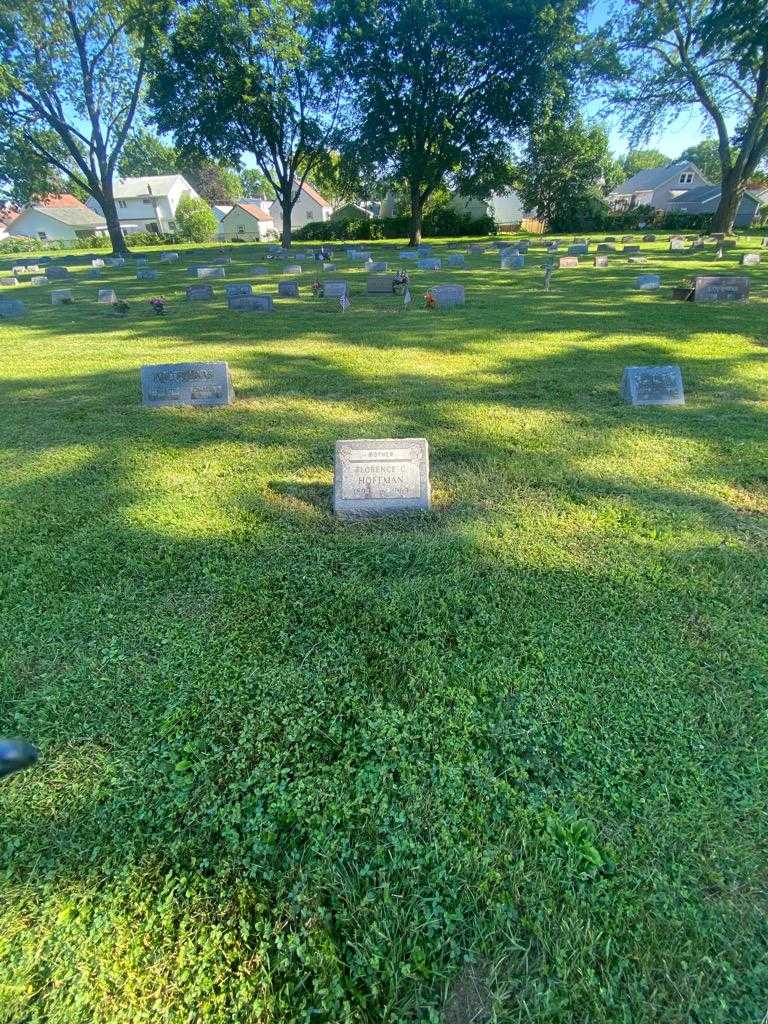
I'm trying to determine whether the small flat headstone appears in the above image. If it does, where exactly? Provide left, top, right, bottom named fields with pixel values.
left=51, top=289, right=73, bottom=304
left=693, top=275, right=749, bottom=302
left=604, top=236, right=617, bottom=242
left=366, top=275, right=395, bottom=294
left=0, top=299, right=26, bottom=318
left=284, top=264, right=302, bottom=274
left=621, top=365, right=684, bottom=406
left=228, top=294, right=273, bottom=312
left=642, top=235, right=657, bottom=242
left=91, top=258, right=105, bottom=268
left=224, top=283, right=253, bottom=299
left=141, top=361, right=233, bottom=408
left=593, top=255, right=608, bottom=268
left=367, top=261, right=388, bottom=272
left=446, top=254, right=465, bottom=268
left=628, top=256, right=647, bottom=264
left=137, top=269, right=158, bottom=280
left=214, top=256, right=231, bottom=265
left=196, top=266, right=225, bottom=279
left=46, top=267, right=70, bottom=279
left=467, top=245, right=486, bottom=255
left=186, top=284, right=214, bottom=301
left=428, top=284, right=465, bottom=308
left=621, top=235, right=633, bottom=243
left=636, top=274, right=661, bottom=290
left=323, top=263, right=336, bottom=271
left=417, top=258, right=441, bottom=270
left=324, top=280, right=349, bottom=298
left=558, top=256, right=578, bottom=268
left=105, top=257, right=125, bottom=267
left=136, top=256, right=149, bottom=266
left=333, top=438, right=430, bottom=518
left=502, top=254, right=524, bottom=269
left=348, top=251, right=372, bottom=261
left=278, top=280, right=299, bottom=297
left=741, top=253, right=760, bottom=266
left=98, top=288, right=117, bottom=304
left=0, top=276, right=18, bottom=287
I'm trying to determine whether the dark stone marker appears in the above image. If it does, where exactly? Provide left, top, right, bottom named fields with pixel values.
left=46, top=266, right=70, bottom=279
left=621, top=365, right=685, bottom=406
left=186, top=284, right=214, bottom=301
left=567, top=243, right=588, bottom=255
left=693, top=276, right=749, bottom=302
left=366, top=275, right=395, bottom=294
left=0, top=299, right=26, bottom=318
left=623, top=245, right=641, bottom=254
left=278, top=280, right=299, bottom=297
left=141, top=361, right=234, bottom=408
left=228, top=294, right=273, bottom=311
left=333, top=438, right=431, bottom=518
left=224, top=283, right=253, bottom=299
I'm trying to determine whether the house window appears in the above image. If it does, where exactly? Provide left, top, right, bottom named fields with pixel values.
left=142, top=198, right=154, bottom=205
left=679, top=173, right=693, bottom=184
left=38, top=231, right=47, bottom=240
left=306, top=211, right=313, bottom=220
left=237, top=225, right=245, bottom=234
left=118, top=200, right=127, bottom=208
left=169, top=221, right=176, bottom=230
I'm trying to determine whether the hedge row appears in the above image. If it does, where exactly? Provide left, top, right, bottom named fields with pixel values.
left=293, top=208, right=495, bottom=241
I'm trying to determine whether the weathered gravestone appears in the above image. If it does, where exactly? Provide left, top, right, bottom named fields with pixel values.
left=597, top=243, right=615, bottom=252
left=367, top=261, right=388, bottom=272
left=623, top=245, right=641, bottom=254
left=324, top=280, right=349, bottom=298
left=136, top=256, right=149, bottom=266
left=558, top=256, right=578, bottom=268
left=621, top=365, right=685, bottom=406
left=141, top=361, right=234, bottom=408
left=669, top=239, right=686, bottom=251
left=400, top=250, right=421, bottom=260
left=284, top=264, right=303, bottom=275
left=348, top=251, right=372, bottom=261
left=642, top=235, right=657, bottom=242
left=593, top=255, right=608, bottom=268
left=417, top=258, right=441, bottom=270
left=621, top=235, right=633, bottom=243
left=51, top=289, right=73, bottom=305
left=428, top=284, right=465, bottom=308
left=742, top=253, right=761, bottom=266
left=366, top=275, right=395, bottom=294
left=196, top=267, right=225, bottom=279
left=446, top=254, right=465, bottom=268
left=229, top=294, right=273, bottom=312
left=467, top=245, right=486, bottom=255
left=251, top=266, right=269, bottom=275
left=0, top=299, right=26, bottom=318
left=636, top=274, right=661, bottom=290
left=333, top=438, right=431, bottom=518
left=105, top=257, right=125, bottom=267
left=137, top=269, right=158, bottom=281
left=278, top=281, right=299, bottom=297
left=98, top=288, right=117, bottom=304
left=501, top=254, right=524, bottom=269
left=761, top=237, right=768, bottom=248
left=31, top=276, right=47, bottom=286
left=0, top=276, right=18, bottom=287
left=568, top=244, right=588, bottom=255
left=323, top=263, right=336, bottom=271
left=91, top=258, right=105, bottom=268
left=214, top=256, right=231, bottom=265
left=693, top=275, right=749, bottom=302
left=159, top=252, right=179, bottom=263
left=46, top=267, right=70, bottom=279
left=224, top=283, right=253, bottom=299
left=186, top=284, right=214, bottom=301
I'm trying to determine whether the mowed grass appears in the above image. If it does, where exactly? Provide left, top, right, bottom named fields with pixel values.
left=0, top=235, right=766, bottom=1023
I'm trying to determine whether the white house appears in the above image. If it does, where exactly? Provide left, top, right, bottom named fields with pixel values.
left=0, top=207, right=19, bottom=240
left=450, top=191, right=527, bottom=227
left=607, top=161, right=711, bottom=212
left=217, top=202, right=276, bottom=241
left=9, top=195, right=107, bottom=241
left=86, top=174, right=198, bottom=235
left=269, top=182, right=332, bottom=230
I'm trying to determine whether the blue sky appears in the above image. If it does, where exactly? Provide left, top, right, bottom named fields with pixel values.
left=584, top=0, right=723, bottom=159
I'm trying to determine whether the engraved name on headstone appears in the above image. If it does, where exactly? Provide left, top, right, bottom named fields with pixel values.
left=693, top=276, right=749, bottom=302
left=429, top=284, right=465, bottom=308
left=278, top=280, right=299, bottom=297
left=621, top=365, right=684, bottom=406
left=324, top=280, right=349, bottom=298
left=636, top=274, right=661, bottom=290
left=224, top=283, right=253, bottom=299
left=333, top=438, right=431, bottom=517
left=141, top=361, right=234, bottom=408
left=186, top=284, right=214, bottom=301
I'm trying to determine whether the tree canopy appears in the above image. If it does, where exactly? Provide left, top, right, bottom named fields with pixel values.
left=118, top=129, right=179, bottom=177
left=620, top=148, right=670, bottom=178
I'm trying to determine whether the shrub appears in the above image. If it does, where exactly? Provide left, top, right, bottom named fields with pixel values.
left=293, top=210, right=494, bottom=242
left=175, top=195, right=217, bottom=242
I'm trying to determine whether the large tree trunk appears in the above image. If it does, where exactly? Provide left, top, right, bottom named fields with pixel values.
left=99, top=187, right=129, bottom=256
left=408, top=194, right=423, bottom=247
left=281, top=204, right=292, bottom=249
left=712, top=169, right=743, bottom=234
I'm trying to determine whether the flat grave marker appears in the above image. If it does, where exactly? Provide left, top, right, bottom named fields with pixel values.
left=196, top=267, right=225, bottom=279
left=186, top=284, right=214, bottom=301
left=621, top=365, right=685, bottom=406
left=367, top=261, right=388, bottom=272
left=46, top=267, right=70, bottom=279
left=0, top=299, right=25, bottom=318
left=333, top=438, right=431, bottom=518
left=593, top=255, right=608, bottom=268
left=428, top=284, right=465, bottom=308
left=141, top=361, right=233, bottom=408
left=324, top=280, right=349, bottom=298
left=0, top=276, right=18, bottom=287
left=417, top=258, right=441, bottom=270
left=446, top=254, right=465, bottom=268
left=693, top=275, right=749, bottom=302
left=137, top=269, right=158, bottom=281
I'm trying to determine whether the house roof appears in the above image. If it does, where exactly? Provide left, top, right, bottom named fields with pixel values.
left=24, top=203, right=106, bottom=227
left=0, top=207, right=19, bottom=229
left=667, top=186, right=759, bottom=209
left=111, top=175, right=189, bottom=198
left=611, top=161, right=703, bottom=195
left=298, top=182, right=330, bottom=207
left=229, top=203, right=273, bottom=223
left=36, top=193, right=87, bottom=209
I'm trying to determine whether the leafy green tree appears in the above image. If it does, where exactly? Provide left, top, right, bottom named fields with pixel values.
left=517, top=116, right=615, bottom=230
left=676, top=139, right=741, bottom=183
left=240, top=167, right=275, bottom=199
left=611, top=0, right=768, bottom=232
left=0, top=0, right=172, bottom=254
left=175, top=193, right=217, bottom=240
left=149, top=0, right=341, bottom=248
left=118, top=130, right=179, bottom=177
left=0, top=128, right=88, bottom=203
left=178, top=161, right=243, bottom=204
left=332, top=0, right=585, bottom=246
left=620, top=149, right=670, bottom=178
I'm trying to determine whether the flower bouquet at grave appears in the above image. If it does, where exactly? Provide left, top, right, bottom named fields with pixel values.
left=424, top=290, right=437, bottom=310
left=149, top=296, right=167, bottom=315
left=393, top=270, right=409, bottom=295
left=111, top=299, right=130, bottom=315
left=671, top=278, right=695, bottom=302
left=61, top=296, right=73, bottom=305
left=311, top=279, right=324, bottom=298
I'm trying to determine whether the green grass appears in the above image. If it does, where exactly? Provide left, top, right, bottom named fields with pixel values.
left=0, top=234, right=766, bottom=1024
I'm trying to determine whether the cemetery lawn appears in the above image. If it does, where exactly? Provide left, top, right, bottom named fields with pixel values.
left=1, top=236, right=767, bottom=1023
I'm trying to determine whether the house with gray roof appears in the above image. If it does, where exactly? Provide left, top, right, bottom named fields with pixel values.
left=667, top=186, right=761, bottom=227
left=607, top=161, right=711, bottom=212
left=9, top=195, right=107, bottom=242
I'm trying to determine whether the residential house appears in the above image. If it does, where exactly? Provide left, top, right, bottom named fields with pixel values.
left=8, top=195, right=107, bottom=242
left=330, top=203, right=373, bottom=222
left=450, top=191, right=528, bottom=228
left=0, top=206, right=19, bottom=240
left=269, top=183, right=332, bottom=230
left=86, top=175, right=198, bottom=235
left=607, top=161, right=711, bottom=212
left=217, top=202, right=276, bottom=241
left=212, top=204, right=234, bottom=229
left=666, top=186, right=762, bottom=228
